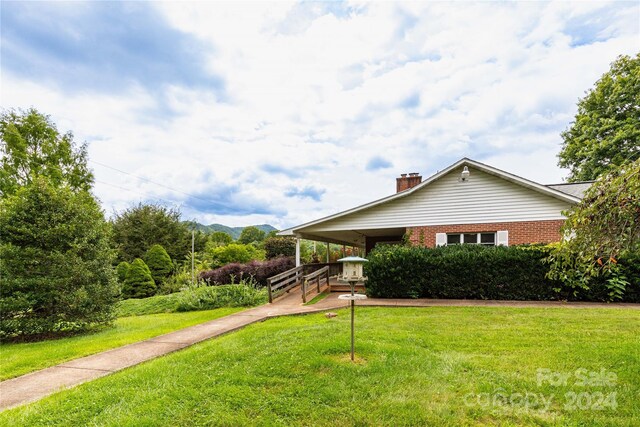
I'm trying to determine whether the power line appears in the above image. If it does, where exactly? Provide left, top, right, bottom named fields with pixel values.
left=89, top=160, right=215, bottom=204
left=94, top=180, right=185, bottom=208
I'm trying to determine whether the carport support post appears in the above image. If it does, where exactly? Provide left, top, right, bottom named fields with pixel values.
left=326, top=242, right=330, bottom=263
left=295, top=237, right=301, bottom=267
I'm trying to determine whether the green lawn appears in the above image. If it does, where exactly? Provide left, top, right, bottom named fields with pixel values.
left=0, top=308, right=242, bottom=381
left=2, top=306, right=638, bottom=426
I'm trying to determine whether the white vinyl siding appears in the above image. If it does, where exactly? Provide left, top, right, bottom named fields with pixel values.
left=305, top=167, right=572, bottom=233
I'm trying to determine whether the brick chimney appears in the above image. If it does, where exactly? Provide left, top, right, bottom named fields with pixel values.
left=396, top=172, right=422, bottom=192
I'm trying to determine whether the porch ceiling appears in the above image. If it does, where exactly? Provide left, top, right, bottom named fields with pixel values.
left=294, top=227, right=406, bottom=246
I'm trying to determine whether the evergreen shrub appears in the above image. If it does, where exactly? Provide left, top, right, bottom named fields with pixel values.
left=144, top=244, right=173, bottom=285
left=122, top=258, right=156, bottom=299
left=0, top=178, right=118, bottom=341
left=116, top=261, right=130, bottom=283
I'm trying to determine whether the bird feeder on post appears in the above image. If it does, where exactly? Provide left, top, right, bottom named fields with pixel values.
left=337, top=256, right=368, bottom=361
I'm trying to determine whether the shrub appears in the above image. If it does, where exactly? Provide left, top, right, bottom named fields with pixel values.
left=365, top=244, right=559, bottom=300
left=209, top=243, right=265, bottom=268
left=122, top=259, right=156, bottom=299
left=200, top=256, right=295, bottom=287
left=116, top=262, right=130, bottom=283
left=0, top=178, right=118, bottom=341
left=263, top=237, right=296, bottom=259
left=158, top=264, right=196, bottom=295
left=546, top=159, right=640, bottom=301
left=175, top=280, right=267, bottom=312
left=144, top=244, right=173, bottom=285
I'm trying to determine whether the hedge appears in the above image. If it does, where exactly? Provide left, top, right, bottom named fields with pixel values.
left=365, top=244, right=639, bottom=301
left=200, top=256, right=295, bottom=287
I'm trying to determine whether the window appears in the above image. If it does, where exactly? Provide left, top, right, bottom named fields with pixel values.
left=446, top=232, right=496, bottom=246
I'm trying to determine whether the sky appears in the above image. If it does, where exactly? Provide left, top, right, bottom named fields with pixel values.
left=1, top=1, right=639, bottom=229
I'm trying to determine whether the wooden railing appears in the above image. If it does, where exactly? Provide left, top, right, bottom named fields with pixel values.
left=303, top=262, right=342, bottom=277
left=301, top=266, right=330, bottom=303
left=266, top=266, right=303, bottom=303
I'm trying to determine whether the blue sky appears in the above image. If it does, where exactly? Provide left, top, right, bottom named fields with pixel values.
left=1, top=1, right=638, bottom=228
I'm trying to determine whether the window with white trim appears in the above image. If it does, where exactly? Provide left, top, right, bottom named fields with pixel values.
left=446, top=232, right=496, bottom=246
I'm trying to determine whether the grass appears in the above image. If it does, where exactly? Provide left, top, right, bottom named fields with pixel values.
left=0, top=308, right=242, bottom=381
left=1, top=284, right=266, bottom=380
left=2, top=306, right=638, bottom=426
left=304, top=291, right=330, bottom=305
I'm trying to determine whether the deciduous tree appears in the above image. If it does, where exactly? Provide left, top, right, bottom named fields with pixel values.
left=558, top=53, right=640, bottom=181
left=238, top=226, right=265, bottom=244
left=0, top=108, right=94, bottom=197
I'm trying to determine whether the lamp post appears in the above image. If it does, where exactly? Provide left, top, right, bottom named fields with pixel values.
left=337, top=256, right=368, bottom=361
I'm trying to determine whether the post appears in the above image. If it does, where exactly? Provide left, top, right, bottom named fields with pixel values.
left=350, top=280, right=355, bottom=361
left=302, top=279, right=307, bottom=303
left=295, top=237, right=301, bottom=267
left=326, top=242, right=330, bottom=263
left=351, top=299, right=355, bottom=360
left=267, top=279, right=273, bottom=303
left=191, top=230, right=195, bottom=286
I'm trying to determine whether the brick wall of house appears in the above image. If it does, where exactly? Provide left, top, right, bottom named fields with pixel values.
left=407, top=219, right=565, bottom=247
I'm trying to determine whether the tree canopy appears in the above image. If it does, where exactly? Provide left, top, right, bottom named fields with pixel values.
left=558, top=53, right=640, bottom=182
left=0, top=177, right=118, bottom=340
left=0, top=108, right=94, bottom=197
left=111, top=203, right=191, bottom=262
left=238, top=226, right=266, bottom=244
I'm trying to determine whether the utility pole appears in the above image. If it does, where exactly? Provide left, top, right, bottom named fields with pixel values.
left=191, top=230, right=195, bottom=286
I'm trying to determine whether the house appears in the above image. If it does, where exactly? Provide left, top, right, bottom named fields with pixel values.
left=279, top=158, right=592, bottom=266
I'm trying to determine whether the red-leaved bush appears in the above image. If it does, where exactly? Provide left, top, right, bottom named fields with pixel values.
left=200, top=256, right=295, bottom=287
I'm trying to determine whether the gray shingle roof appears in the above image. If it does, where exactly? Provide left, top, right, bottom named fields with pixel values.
left=546, top=182, right=594, bottom=199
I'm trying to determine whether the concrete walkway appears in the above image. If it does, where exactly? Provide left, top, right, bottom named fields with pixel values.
left=1, top=289, right=637, bottom=411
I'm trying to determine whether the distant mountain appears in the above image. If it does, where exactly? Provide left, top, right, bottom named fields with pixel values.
left=184, top=222, right=278, bottom=240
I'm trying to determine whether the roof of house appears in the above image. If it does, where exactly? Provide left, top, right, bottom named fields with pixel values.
left=546, top=182, right=594, bottom=199
left=280, top=158, right=588, bottom=237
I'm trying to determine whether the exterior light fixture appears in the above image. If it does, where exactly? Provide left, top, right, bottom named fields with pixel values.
left=461, top=166, right=470, bottom=181
left=337, top=256, right=368, bottom=361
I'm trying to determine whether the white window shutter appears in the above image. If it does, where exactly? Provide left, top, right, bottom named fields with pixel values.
left=497, top=230, right=509, bottom=246
left=435, top=233, right=447, bottom=247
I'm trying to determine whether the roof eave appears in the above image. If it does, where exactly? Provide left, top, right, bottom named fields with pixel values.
left=278, top=157, right=580, bottom=235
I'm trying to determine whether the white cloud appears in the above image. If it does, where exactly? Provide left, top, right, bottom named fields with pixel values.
left=2, top=1, right=638, bottom=229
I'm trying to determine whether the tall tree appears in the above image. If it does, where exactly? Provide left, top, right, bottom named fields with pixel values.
left=238, top=226, right=266, bottom=244
left=558, top=53, right=640, bottom=182
left=0, top=108, right=94, bottom=197
left=111, top=203, right=191, bottom=262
